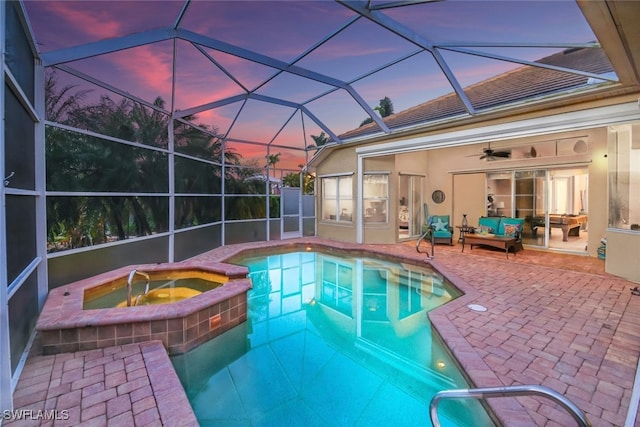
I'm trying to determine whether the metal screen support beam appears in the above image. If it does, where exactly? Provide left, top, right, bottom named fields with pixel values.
left=178, top=29, right=389, bottom=134
left=0, top=0, right=13, bottom=413
left=337, top=0, right=476, bottom=116
left=41, top=27, right=176, bottom=66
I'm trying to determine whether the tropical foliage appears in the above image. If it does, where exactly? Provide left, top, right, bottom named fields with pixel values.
left=360, top=96, right=394, bottom=127
left=308, top=131, right=330, bottom=151
left=282, top=170, right=315, bottom=195
left=44, top=71, right=276, bottom=252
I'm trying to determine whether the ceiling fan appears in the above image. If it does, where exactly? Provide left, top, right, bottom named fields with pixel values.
left=475, top=143, right=511, bottom=161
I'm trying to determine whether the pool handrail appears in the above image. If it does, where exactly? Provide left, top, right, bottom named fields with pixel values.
left=430, top=384, right=592, bottom=427
left=416, top=229, right=433, bottom=259
left=127, top=269, right=150, bottom=307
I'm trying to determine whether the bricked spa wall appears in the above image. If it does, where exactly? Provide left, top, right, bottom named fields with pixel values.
left=36, top=261, right=251, bottom=355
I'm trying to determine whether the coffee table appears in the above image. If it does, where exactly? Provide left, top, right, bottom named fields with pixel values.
left=462, top=234, right=518, bottom=259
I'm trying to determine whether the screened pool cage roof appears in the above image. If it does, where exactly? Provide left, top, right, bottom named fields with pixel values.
left=23, top=0, right=632, bottom=171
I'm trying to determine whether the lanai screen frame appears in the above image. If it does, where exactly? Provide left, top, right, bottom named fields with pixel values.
left=0, top=0, right=626, bottom=408
left=34, top=1, right=616, bottom=265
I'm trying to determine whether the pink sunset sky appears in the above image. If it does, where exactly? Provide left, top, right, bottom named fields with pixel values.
left=24, top=0, right=596, bottom=170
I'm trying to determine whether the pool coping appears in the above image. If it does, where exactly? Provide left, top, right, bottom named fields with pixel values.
left=426, top=258, right=534, bottom=425
left=139, top=340, right=199, bottom=426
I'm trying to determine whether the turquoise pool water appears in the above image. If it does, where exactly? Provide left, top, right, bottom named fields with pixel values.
left=172, top=250, right=495, bottom=426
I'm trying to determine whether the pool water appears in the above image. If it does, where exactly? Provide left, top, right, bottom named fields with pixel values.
left=83, top=277, right=223, bottom=309
left=172, top=251, right=495, bottom=426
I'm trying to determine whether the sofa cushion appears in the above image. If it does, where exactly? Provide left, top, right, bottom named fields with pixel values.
left=499, top=218, right=525, bottom=237
left=478, top=217, right=501, bottom=234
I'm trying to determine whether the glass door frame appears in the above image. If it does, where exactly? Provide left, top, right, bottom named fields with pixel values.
left=398, top=174, right=424, bottom=240
left=487, top=166, right=589, bottom=253
left=281, top=187, right=302, bottom=239
left=514, top=169, right=548, bottom=248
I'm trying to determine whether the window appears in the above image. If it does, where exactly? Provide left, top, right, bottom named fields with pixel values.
left=321, top=259, right=353, bottom=316
left=608, top=123, right=640, bottom=231
left=321, top=175, right=353, bottom=222
left=363, top=174, right=389, bottom=223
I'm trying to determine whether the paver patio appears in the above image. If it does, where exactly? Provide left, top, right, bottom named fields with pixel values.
left=7, top=238, right=640, bottom=426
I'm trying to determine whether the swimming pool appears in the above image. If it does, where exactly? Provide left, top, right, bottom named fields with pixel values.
left=172, top=250, right=496, bottom=426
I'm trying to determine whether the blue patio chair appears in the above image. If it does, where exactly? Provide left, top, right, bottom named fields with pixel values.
left=429, top=214, right=454, bottom=246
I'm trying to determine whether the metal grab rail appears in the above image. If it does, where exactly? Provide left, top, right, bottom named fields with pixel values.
left=416, top=229, right=433, bottom=259
left=127, top=269, right=150, bottom=307
left=430, top=385, right=592, bottom=427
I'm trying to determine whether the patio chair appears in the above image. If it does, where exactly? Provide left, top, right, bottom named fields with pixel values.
left=429, top=214, right=453, bottom=246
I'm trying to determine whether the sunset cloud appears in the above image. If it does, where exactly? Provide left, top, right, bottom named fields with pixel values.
left=27, top=0, right=596, bottom=168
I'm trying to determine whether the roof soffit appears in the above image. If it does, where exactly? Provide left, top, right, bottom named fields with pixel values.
left=578, top=0, right=640, bottom=85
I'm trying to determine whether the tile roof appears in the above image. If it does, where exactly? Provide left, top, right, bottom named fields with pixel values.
left=339, top=47, right=615, bottom=140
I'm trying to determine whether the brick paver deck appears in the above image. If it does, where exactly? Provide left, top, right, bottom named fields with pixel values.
left=192, top=238, right=640, bottom=426
left=6, top=341, right=196, bottom=427
left=8, top=238, right=640, bottom=426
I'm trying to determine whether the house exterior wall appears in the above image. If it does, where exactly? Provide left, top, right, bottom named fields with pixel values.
left=318, top=126, right=610, bottom=249
left=586, top=127, right=609, bottom=258
left=312, top=97, right=640, bottom=282
left=315, top=146, right=358, bottom=243
left=606, top=231, right=640, bottom=282
left=453, top=173, right=486, bottom=235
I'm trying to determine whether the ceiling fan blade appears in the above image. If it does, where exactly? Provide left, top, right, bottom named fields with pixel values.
left=493, top=151, right=511, bottom=158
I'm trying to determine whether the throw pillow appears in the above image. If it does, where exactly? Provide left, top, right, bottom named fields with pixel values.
left=432, top=217, right=449, bottom=232
left=504, top=224, right=522, bottom=237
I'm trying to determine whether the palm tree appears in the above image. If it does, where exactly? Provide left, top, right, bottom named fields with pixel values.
left=359, top=96, right=394, bottom=127
left=308, top=131, right=330, bottom=151
left=282, top=171, right=315, bottom=194
left=45, top=70, right=277, bottom=247
left=46, top=73, right=173, bottom=245
left=267, top=152, right=281, bottom=167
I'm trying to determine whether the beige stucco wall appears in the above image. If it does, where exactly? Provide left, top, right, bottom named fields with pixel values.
left=311, top=96, right=640, bottom=282
left=585, top=127, right=609, bottom=258
left=422, top=149, right=454, bottom=219
left=606, top=230, right=640, bottom=283
left=315, top=145, right=358, bottom=243
left=452, top=173, right=486, bottom=231
left=315, top=126, right=613, bottom=254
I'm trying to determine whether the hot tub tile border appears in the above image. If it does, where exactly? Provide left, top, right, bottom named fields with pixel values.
left=38, top=260, right=252, bottom=356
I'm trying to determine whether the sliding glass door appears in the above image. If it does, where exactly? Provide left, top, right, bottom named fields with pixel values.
left=515, top=170, right=546, bottom=246
left=398, top=175, right=423, bottom=240
left=548, top=168, right=589, bottom=252
left=487, top=167, right=588, bottom=253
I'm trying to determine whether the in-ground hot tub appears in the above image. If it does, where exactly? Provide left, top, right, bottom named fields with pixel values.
left=36, top=261, right=251, bottom=355
left=83, top=269, right=228, bottom=309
